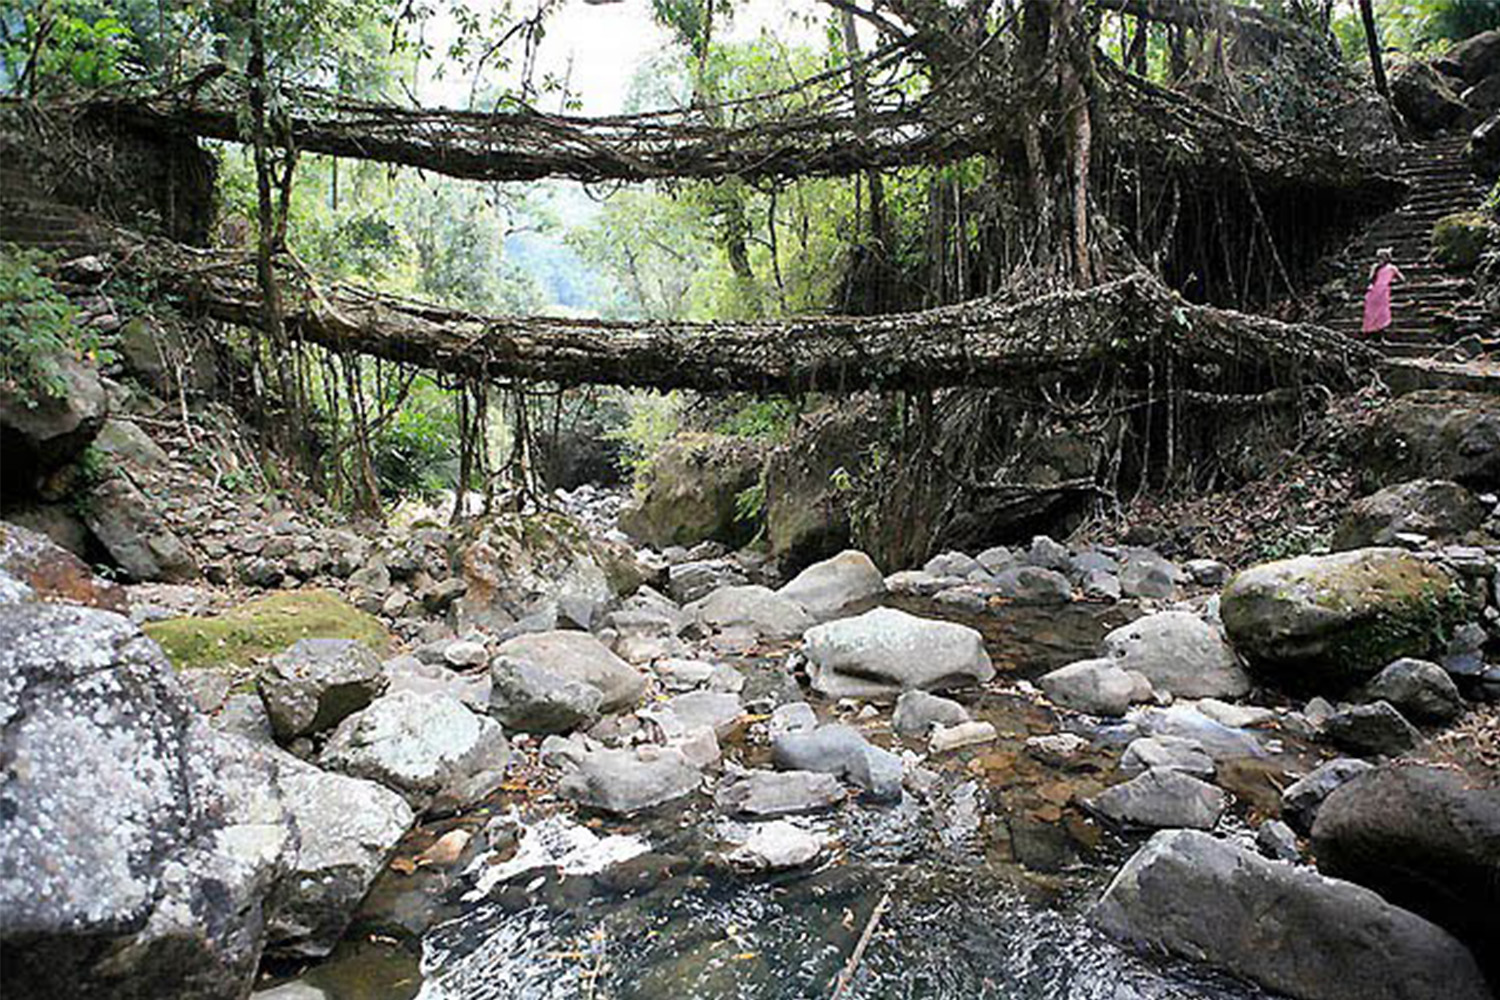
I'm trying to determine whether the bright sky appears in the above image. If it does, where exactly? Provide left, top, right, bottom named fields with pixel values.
left=417, top=0, right=842, bottom=115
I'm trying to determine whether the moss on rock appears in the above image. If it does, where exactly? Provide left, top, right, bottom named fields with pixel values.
left=1432, top=211, right=1492, bottom=270
left=144, top=589, right=391, bottom=672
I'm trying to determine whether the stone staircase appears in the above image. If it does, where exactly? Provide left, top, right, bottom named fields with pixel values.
left=1320, top=133, right=1489, bottom=352
left=0, top=164, right=104, bottom=256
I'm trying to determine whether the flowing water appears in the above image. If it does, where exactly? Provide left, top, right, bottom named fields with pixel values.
left=271, top=598, right=1280, bottom=1000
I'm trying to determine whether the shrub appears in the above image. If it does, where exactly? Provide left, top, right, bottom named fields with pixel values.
left=0, top=246, right=103, bottom=404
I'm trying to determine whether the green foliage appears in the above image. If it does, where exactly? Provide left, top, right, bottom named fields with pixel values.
left=608, top=391, right=684, bottom=482
left=1432, top=211, right=1492, bottom=269
left=733, top=476, right=766, bottom=533
left=2, top=2, right=132, bottom=93
left=0, top=246, right=101, bottom=404
left=717, top=397, right=796, bottom=441
left=371, top=404, right=457, bottom=499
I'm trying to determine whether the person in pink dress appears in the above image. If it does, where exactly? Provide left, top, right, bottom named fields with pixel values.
left=1362, top=247, right=1404, bottom=334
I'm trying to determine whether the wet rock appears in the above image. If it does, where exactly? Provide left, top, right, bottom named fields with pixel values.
left=1094, top=828, right=1490, bottom=1000
left=1281, top=758, right=1374, bottom=834
left=1082, top=768, right=1225, bottom=830
left=558, top=745, right=702, bottom=815
left=1130, top=705, right=1263, bottom=760
left=1039, top=658, right=1154, bottom=716
left=803, top=607, right=993, bottom=700
left=891, top=690, right=971, bottom=738
left=715, top=770, right=846, bottom=817
left=493, top=631, right=646, bottom=714
left=1120, top=736, right=1215, bottom=779
left=770, top=724, right=902, bottom=801
left=687, top=584, right=814, bottom=639
left=1312, top=764, right=1500, bottom=986
left=1323, top=701, right=1421, bottom=757
left=1255, top=818, right=1300, bottom=862
left=264, top=753, right=414, bottom=958
left=456, top=512, right=615, bottom=631
left=487, top=655, right=603, bottom=734
left=929, top=720, right=996, bottom=752
left=991, top=565, right=1073, bottom=604
left=1391, top=60, right=1467, bottom=132
left=1192, top=698, right=1275, bottom=729
left=1359, top=657, right=1464, bottom=723
left=619, top=433, right=762, bottom=549
left=725, top=821, right=822, bottom=870
left=0, top=518, right=126, bottom=610
left=1220, top=548, right=1466, bottom=685
left=667, top=558, right=749, bottom=604
left=1101, top=611, right=1249, bottom=699
left=85, top=476, right=200, bottom=583
left=320, top=690, right=510, bottom=814
left=775, top=549, right=885, bottom=621
left=0, top=603, right=292, bottom=1000
left=257, top=638, right=388, bottom=741
left=1333, top=479, right=1487, bottom=550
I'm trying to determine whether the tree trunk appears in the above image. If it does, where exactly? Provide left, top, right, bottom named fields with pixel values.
left=1358, top=0, right=1388, bottom=99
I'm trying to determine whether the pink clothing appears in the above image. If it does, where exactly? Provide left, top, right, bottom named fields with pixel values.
left=1362, top=262, right=1404, bottom=333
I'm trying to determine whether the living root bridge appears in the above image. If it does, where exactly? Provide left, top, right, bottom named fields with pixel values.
left=153, top=240, right=1376, bottom=394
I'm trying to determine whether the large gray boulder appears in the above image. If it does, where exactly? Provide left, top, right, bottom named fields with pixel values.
left=1095, top=829, right=1490, bottom=1000
left=256, top=638, right=388, bottom=741
left=0, top=351, right=108, bottom=488
left=558, top=746, right=701, bottom=815
left=319, top=690, right=510, bottom=814
left=0, top=518, right=126, bottom=611
left=687, top=584, right=814, bottom=640
left=1363, top=390, right=1500, bottom=490
left=1220, top=548, right=1467, bottom=686
left=1332, top=480, right=1487, bottom=550
left=802, top=607, right=993, bottom=700
left=1082, top=768, right=1225, bottom=830
left=619, top=433, right=762, bottom=550
left=455, top=512, right=615, bottom=630
left=1313, top=764, right=1500, bottom=987
left=1359, top=658, right=1465, bottom=723
left=493, top=630, right=646, bottom=714
left=775, top=549, right=885, bottom=621
left=715, top=770, right=846, bottom=818
left=487, top=654, right=603, bottom=734
left=770, top=724, right=902, bottom=801
left=0, top=603, right=294, bottom=1000
left=1100, top=611, right=1249, bottom=699
left=1038, top=658, right=1153, bottom=716
left=1391, top=60, right=1467, bottom=133
left=84, top=475, right=200, bottom=583
left=263, top=754, right=413, bottom=959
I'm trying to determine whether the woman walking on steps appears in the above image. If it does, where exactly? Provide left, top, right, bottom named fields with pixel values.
left=1362, top=247, right=1405, bottom=335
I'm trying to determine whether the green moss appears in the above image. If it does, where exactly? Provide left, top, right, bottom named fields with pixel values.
left=1432, top=211, right=1492, bottom=270
left=144, top=589, right=391, bottom=671
left=1320, top=579, right=1474, bottom=671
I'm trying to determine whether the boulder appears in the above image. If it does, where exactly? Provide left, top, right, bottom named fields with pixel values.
left=264, top=754, right=414, bottom=958
left=1130, top=705, right=1263, bottom=760
left=715, top=770, right=846, bottom=818
left=667, top=558, right=748, bottom=604
left=1359, top=657, right=1465, bottom=723
left=319, top=690, right=510, bottom=814
left=929, top=720, right=997, bottom=752
left=1220, top=548, right=1467, bottom=686
left=1449, top=28, right=1500, bottom=82
left=770, top=724, right=902, bottom=801
left=763, top=402, right=883, bottom=569
left=1332, top=479, right=1487, bottom=549
left=660, top=690, right=744, bottom=739
left=455, top=512, right=615, bottom=630
left=256, top=638, right=388, bottom=741
left=803, top=607, right=993, bottom=700
left=1281, top=757, right=1374, bottom=834
left=991, top=565, right=1073, bottom=604
left=0, top=351, right=108, bottom=491
left=1312, top=764, right=1500, bottom=987
left=1390, top=60, right=1467, bottom=132
left=1082, top=768, right=1225, bottom=830
left=891, top=690, right=971, bottom=738
left=1119, top=736, right=1215, bottom=779
left=1432, top=211, right=1492, bottom=270
left=0, top=518, right=125, bottom=610
left=619, top=433, right=762, bottom=550
left=1256, top=818, right=1300, bottom=862
left=493, top=631, right=646, bottom=714
left=117, top=316, right=218, bottom=396
left=1363, top=390, right=1500, bottom=490
left=1323, top=701, right=1421, bottom=757
left=92, top=417, right=168, bottom=469
left=487, top=655, right=603, bottom=734
left=1470, top=111, right=1500, bottom=176
left=1038, top=658, right=1153, bottom=716
left=775, top=549, right=885, bottom=621
left=1119, top=554, right=1180, bottom=600
left=725, top=820, right=823, bottom=871
left=557, top=745, right=701, bottom=815
left=1100, top=611, right=1249, bottom=699
left=0, top=603, right=293, bottom=1000
left=84, top=476, right=200, bottom=582
left=687, top=585, right=814, bottom=640
left=1094, top=829, right=1490, bottom=1000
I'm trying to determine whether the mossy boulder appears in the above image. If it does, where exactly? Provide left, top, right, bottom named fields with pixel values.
left=1332, top=479, right=1488, bottom=549
left=1432, top=211, right=1492, bottom=270
left=619, top=432, right=763, bottom=550
left=144, top=589, right=391, bottom=672
left=1220, top=548, right=1470, bottom=689
left=764, top=402, right=885, bottom=572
